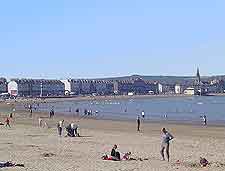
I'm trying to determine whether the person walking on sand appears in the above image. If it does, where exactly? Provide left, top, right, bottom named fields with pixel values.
left=141, top=110, right=145, bottom=119
left=160, top=128, right=174, bottom=162
left=5, top=117, right=11, bottom=128
left=57, top=120, right=64, bottom=136
left=202, top=115, right=207, bottom=126
left=137, top=116, right=140, bottom=132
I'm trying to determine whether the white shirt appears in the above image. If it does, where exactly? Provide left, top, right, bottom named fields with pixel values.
left=59, top=121, right=63, bottom=128
left=71, top=123, right=78, bottom=129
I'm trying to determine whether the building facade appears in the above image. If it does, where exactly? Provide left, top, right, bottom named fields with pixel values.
left=0, top=78, right=7, bottom=94
left=61, top=79, right=81, bottom=95
left=184, top=87, right=195, bottom=95
left=114, top=78, right=160, bottom=95
left=92, top=80, right=114, bottom=95
left=8, top=79, right=64, bottom=97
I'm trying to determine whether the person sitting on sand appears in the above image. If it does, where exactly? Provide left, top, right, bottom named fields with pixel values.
left=71, top=123, right=79, bottom=137
left=160, top=128, right=174, bottom=162
left=111, top=144, right=120, bottom=161
left=101, top=145, right=121, bottom=161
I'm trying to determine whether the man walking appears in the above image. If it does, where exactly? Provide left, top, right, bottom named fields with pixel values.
left=141, top=110, right=145, bottom=119
left=160, top=128, right=174, bottom=162
left=137, top=116, right=140, bottom=132
left=57, top=120, right=64, bottom=136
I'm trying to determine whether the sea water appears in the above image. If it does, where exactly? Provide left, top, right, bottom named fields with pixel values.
left=18, top=96, right=225, bottom=125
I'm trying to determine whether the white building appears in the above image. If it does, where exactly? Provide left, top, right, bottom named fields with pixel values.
left=61, top=79, right=81, bottom=95
left=158, top=83, right=163, bottom=94
left=175, top=84, right=181, bottom=94
left=184, top=87, right=195, bottom=95
left=8, top=79, right=64, bottom=97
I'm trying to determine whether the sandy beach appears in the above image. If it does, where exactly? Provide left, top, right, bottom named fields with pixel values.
left=1, top=103, right=225, bottom=171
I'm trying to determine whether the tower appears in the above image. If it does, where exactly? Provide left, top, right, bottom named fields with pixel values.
left=196, top=67, right=201, bottom=85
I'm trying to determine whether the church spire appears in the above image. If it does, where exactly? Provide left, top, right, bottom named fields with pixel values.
left=196, top=67, right=201, bottom=84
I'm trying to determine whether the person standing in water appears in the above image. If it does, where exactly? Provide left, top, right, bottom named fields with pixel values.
left=137, top=116, right=140, bottom=132
left=160, top=128, right=174, bottom=162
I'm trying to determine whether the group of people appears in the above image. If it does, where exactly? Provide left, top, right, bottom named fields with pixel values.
left=137, top=111, right=208, bottom=132
left=56, top=120, right=80, bottom=137
left=102, top=145, right=132, bottom=161
left=102, top=128, right=174, bottom=162
left=38, top=117, right=49, bottom=128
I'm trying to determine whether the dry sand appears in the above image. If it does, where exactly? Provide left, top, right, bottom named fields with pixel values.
left=1, top=103, right=225, bottom=171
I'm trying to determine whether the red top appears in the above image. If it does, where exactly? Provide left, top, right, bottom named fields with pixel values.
left=5, top=118, right=9, bottom=123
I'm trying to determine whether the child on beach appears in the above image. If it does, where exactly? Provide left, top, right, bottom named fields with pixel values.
left=5, top=117, right=10, bottom=128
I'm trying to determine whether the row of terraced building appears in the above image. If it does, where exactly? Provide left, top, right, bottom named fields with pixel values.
left=0, top=77, right=161, bottom=97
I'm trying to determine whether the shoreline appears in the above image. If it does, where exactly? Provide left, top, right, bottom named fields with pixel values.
left=13, top=108, right=225, bottom=128
left=3, top=94, right=194, bottom=104
left=3, top=93, right=225, bottom=105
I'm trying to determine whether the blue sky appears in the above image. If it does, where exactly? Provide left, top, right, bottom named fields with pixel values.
left=0, top=0, right=224, bottom=79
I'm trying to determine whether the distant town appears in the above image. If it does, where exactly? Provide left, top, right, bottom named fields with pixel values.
left=1, top=68, right=225, bottom=98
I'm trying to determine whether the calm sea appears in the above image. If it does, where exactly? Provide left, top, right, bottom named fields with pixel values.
left=19, top=96, right=225, bottom=125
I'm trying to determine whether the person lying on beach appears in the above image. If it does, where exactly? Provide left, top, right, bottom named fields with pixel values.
left=0, top=161, right=24, bottom=168
left=200, top=157, right=209, bottom=167
left=102, top=151, right=148, bottom=162
left=122, top=152, right=132, bottom=160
